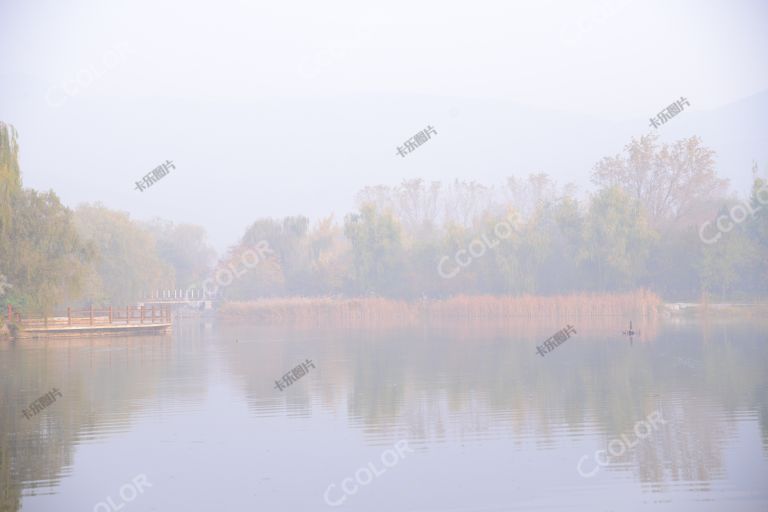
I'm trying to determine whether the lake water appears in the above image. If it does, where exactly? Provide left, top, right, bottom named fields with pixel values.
left=2, top=318, right=767, bottom=511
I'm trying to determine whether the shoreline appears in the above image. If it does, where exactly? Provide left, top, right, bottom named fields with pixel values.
left=662, top=302, right=768, bottom=318
left=218, top=291, right=662, bottom=324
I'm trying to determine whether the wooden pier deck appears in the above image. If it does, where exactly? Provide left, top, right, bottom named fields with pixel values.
left=7, top=305, right=172, bottom=339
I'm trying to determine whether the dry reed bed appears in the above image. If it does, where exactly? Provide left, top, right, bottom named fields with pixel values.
left=219, top=290, right=661, bottom=325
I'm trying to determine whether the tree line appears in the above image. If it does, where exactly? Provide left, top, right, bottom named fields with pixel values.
left=223, top=134, right=767, bottom=301
left=1, top=121, right=766, bottom=314
left=0, top=122, right=215, bottom=314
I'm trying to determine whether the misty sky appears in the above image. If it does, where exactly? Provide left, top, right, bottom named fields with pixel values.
left=1, top=0, right=767, bottom=251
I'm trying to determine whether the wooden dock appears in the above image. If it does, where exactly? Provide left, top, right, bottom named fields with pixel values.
left=7, top=304, right=172, bottom=339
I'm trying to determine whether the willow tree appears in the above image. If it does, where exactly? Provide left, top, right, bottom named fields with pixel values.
left=3, top=190, right=93, bottom=314
left=0, top=123, right=96, bottom=313
left=0, top=122, right=19, bottom=308
left=0, top=122, right=21, bottom=249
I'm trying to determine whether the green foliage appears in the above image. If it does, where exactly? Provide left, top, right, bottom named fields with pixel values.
left=73, top=203, right=175, bottom=306
left=2, top=190, right=93, bottom=314
left=0, top=122, right=21, bottom=239
left=581, top=187, right=657, bottom=291
left=0, top=123, right=94, bottom=314
left=0, top=273, right=9, bottom=299
left=146, top=219, right=216, bottom=287
left=344, top=203, right=405, bottom=296
left=0, top=122, right=224, bottom=311
left=748, top=177, right=768, bottom=247
left=697, top=222, right=757, bottom=297
left=222, top=161, right=765, bottom=301
left=2, top=119, right=767, bottom=305
left=646, top=227, right=703, bottom=299
left=744, top=175, right=768, bottom=292
left=232, top=216, right=313, bottom=297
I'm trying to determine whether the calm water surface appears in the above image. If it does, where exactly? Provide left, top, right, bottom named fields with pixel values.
left=2, top=318, right=767, bottom=511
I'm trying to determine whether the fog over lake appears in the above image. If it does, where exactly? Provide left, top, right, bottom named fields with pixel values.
left=2, top=1, right=768, bottom=510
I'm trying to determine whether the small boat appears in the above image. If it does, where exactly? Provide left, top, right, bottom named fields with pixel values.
left=622, top=321, right=636, bottom=336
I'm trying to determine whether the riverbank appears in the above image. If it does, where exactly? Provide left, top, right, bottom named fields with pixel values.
left=219, top=290, right=662, bottom=325
left=663, top=302, right=768, bottom=318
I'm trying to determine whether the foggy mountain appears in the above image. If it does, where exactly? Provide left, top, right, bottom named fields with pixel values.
left=3, top=83, right=766, bottom=251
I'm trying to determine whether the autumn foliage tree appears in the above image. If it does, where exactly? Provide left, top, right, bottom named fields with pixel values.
left=591, top=134, right=728, bottom=229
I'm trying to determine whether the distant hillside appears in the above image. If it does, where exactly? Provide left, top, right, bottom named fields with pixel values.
left=3, top=85, right=766, bottom=250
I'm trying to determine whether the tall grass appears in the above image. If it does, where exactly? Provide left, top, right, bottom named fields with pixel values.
left=219, top=290, right=661, bottom=326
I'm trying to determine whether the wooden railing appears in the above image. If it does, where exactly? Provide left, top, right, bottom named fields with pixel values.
left=7, top=304, right=172, bottom=329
